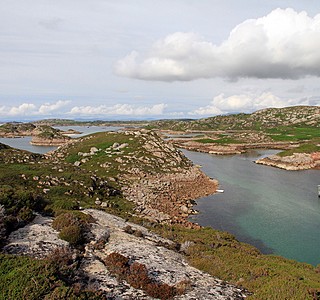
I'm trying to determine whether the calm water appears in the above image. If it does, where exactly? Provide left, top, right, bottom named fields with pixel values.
left=184, top=149, right=320, bottom=266
left=0, top=126, right=122, bottom=154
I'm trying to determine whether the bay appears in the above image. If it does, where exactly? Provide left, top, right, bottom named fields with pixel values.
left=183, top=149, right=320, bottom=266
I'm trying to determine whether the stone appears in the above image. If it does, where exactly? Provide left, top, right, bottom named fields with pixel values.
left=112, top=142, right=120, bottom=149
left=90, top=147, right=99, bottom=153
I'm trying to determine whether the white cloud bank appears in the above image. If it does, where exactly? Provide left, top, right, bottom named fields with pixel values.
left=190, top=92, right=315, bottom=116
left=0, top=101, right=167, bottom=119
left=68, top=103, right=167, bottom=116
left=115, top=8, right=320, bottom=81
left=0, top=100, right=70, bottom=117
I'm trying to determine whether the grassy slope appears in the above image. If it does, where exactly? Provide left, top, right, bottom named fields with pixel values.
left=155, top=225, right=320, bottom=300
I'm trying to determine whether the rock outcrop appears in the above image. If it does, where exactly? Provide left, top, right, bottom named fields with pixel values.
left=3, top=214, right=68, bottom=258
left=255, top=152, right=320, bottom=170
left=122, top=166, right=217, bottom=226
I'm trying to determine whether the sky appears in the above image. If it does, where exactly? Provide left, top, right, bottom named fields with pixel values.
left=0, top=0, right=320, bottom=121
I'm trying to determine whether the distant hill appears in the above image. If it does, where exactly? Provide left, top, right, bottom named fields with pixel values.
left=147, top=106, right=320, bottom=131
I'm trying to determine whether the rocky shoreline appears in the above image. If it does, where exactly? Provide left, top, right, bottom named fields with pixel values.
left=169, top=138, right=298, bottom=156
left=168, top=136, right=320, bottom=171
left=30, top=135, right=70, bottom=146
left=121, top=166, right=218, bottom=227
left=255, top=152, right=320, bottom=170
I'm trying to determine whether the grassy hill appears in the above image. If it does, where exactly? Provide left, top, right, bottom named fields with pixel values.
left=148, top=106, right=319, bottom=131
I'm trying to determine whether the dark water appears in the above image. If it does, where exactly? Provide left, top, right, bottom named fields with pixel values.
left=183, top=149, right=320, bottom=266
left=0, top=126, right=122, bottom=154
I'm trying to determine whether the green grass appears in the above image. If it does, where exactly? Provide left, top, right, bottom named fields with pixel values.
left=0, top=254, right=105, bottom=299
left=0, top=254, right=57, bottom=299
left=195, top=137, right=242, bottom=144
left=194, top=138, right=216, bottom=143
left=278, top=144, right=320, bottom=157
left=267, top=127, right=320, bottom=142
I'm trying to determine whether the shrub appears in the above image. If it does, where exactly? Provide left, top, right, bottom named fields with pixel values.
left=103, top=252, right=179, bottom=299
left=123, top=225, right=134, bottom=234
left=59, top=225, right=82, bottom=246
left=145, top=282, right=177, bottom=300
left=133, top=230, right=144, bottom=238
left=127, top=262, right=151, bottom=289
left=17, top=207, right=35, bottom=223
left=52, top=212, right=93, bottom=247
left=104, top=252, right=129, bottom=279
left=52, top=213, right=79, bottom=231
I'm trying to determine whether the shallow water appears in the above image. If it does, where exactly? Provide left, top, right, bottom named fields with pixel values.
left=183, top=149, right=320, bottom=266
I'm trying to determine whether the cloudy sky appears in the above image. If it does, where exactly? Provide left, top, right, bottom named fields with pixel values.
left=0, top=0, right=319, bottom=121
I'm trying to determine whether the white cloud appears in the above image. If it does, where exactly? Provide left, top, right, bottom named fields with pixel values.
left=0, top=100, right=70, bottom=117
left=115, top=8, right=320, bottom=81
left=68, top=103, right=167, bottom=116
left=8, top=103, right=37, bottom=116
left=38, top=100, right=70, bottom=114
left=190, top=92, right=314, bottom=116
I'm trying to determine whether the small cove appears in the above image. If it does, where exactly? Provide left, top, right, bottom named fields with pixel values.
left=183, top=149, right=320, bottom=266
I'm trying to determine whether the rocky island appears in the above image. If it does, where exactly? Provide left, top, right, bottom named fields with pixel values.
left=149, top=106, right=320, bottom=171
left=0, top=122, right=71, bottom=146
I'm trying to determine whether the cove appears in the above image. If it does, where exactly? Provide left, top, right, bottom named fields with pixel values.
left=183, top=149, right=320, bottom=266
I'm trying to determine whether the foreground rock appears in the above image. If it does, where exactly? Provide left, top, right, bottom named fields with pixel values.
left=256, top=152, right=320, bottom=170
left=3, top=214, right=68, bottom=258
left=3, top=209, right=246, bottom=299
left=82, top=209, right=244, bottom=299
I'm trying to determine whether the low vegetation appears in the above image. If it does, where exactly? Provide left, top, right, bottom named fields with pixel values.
left=0, top=252, right=104, bottom=299
left=154, top=225, right=320, bottom=300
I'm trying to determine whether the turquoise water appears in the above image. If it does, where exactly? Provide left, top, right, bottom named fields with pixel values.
left=184, top=149, right=320, bottom=266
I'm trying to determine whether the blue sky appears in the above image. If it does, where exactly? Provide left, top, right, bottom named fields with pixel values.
left=0, top=0, right=319, bottom=121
